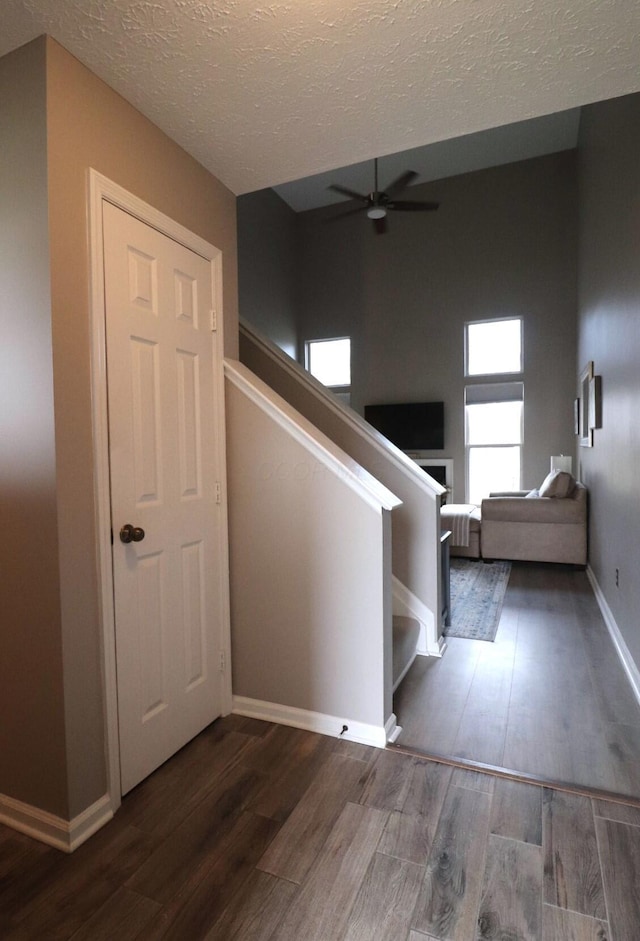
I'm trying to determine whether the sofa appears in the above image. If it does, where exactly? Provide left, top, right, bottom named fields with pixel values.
left=481, top=474, right=587, bottom=566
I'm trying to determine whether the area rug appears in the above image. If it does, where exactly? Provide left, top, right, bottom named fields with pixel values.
left=445, top=559, right=512, bottom=642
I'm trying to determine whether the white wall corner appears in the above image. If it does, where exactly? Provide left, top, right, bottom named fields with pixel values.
left=392, top=575, right=441, bottom=657
left=0, top=792, right=114, bottom=853
left=587, top=565, right=640, bottom=708
left=233, top=696, right=387, bottom=749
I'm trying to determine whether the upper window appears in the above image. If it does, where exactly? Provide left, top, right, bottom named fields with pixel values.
left=305, top=337, right=351, bottom=389
left=465, top=318, right=522, bottom=376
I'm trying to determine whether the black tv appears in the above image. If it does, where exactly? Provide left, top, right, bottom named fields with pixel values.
left=364, top=401, right=444, bottom=451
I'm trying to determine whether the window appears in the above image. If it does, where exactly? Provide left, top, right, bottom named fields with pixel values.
left=465, top=385, right=523, bottom=504
left=465, top=316, right=523, bottom=504
left=465, top=318, right=522, bottom=376
left=305, top=337, right=351, bottom=393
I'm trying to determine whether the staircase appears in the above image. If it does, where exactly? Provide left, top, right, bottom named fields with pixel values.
left=225, top=321, right=446, bottom=747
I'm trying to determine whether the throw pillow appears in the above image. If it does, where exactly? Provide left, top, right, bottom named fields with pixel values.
left=538, top=469, right=576, bottom=499
left=525, top=489, right=539, bottom=498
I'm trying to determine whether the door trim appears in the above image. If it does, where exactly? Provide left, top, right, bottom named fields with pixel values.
left=88, top=170, right=232, bottom=812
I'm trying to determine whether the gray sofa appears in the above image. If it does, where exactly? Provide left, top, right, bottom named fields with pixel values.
left=481, top=481, right=587, bottom=565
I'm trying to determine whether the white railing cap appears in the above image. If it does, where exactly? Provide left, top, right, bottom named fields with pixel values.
left=239, top=319, right=445, bottom=502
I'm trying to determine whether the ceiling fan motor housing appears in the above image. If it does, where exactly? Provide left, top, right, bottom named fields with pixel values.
left=328, top=158, right=439, bottom=233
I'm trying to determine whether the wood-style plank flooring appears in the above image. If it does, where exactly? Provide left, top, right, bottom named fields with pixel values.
left=3, top=716, right=640, bottom=939
left=394, top=562, right=640, bottom=798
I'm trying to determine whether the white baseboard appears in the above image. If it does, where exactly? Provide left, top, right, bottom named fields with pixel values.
left=233, top=696, right=389, bottom=748
left=0, top=792, right=114, bottom=853
left=587, top=565, right=640, bottom=708
left=436, top=635, right=448, bottom=657
left=385, top=712, right=402, bottom=743
left=392, top=576, right=441, bottom=657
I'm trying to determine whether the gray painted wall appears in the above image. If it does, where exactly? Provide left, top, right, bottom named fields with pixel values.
left=296, top=152, right=579, bottom=503
left=577, top=93, right=640, bottom=671
left=237, top=188, right=299, bottom=358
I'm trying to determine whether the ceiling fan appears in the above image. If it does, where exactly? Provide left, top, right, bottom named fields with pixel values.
left=327, top=157, right=439, bottom=234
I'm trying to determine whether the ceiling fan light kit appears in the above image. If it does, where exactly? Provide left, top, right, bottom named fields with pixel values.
left=328, top=157, right=439, bottom=234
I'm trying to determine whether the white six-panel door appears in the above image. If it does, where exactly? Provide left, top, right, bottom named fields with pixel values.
left=103, top=201, right=224, bottom=794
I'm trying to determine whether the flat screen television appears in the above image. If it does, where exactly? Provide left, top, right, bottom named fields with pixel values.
left=364, top=401, right=444, bottom=451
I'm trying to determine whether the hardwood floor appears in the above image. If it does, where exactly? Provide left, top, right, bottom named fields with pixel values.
left=394, top=562, right=640, bottom=798
left=2, top=717, right=640, bottom=939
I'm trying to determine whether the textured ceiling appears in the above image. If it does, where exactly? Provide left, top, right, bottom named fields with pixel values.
left=2, top=0, right=640, bottom=196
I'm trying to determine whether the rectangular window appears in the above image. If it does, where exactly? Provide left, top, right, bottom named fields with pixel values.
left=305, top=337, right=351, bottom=392
left=465, top=318, right=522, bottom=377
left=465, top=382, right=523, bottom=504
left=468, top=445, right=521, bottom=505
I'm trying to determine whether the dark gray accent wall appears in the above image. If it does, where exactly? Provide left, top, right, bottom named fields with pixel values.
left=238, top=187, right=299, bottom=358
left=577, top=93, right=640, bottom=670
left=296, top=152, right=578, bottom=501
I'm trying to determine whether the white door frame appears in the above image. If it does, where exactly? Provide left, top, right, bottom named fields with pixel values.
left=88, top=170, right=232, bottom=813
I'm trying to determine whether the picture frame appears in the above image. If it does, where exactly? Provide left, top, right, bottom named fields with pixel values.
left=589, top=374, right=602, bottom=430
left=578, top=362, right=593, bottom=447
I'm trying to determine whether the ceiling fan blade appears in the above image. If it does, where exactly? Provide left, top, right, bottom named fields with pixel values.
left=324, top=204, right=368, bottom=222
left=327, top=183, right=370, bottom=203
left=383, top=169, right=419, bottom=199
left=373, top=216, right=387, bottom=235
left=387, top=199, right=439, bottom=212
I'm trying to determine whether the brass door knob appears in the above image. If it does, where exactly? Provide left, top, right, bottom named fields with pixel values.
left=120, top=523, right=145, bottom=544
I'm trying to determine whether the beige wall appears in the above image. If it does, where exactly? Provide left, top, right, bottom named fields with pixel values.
left=45, top=37, right=239, bottom=818
left=0, top=35, right=239, bottom=822
left=0, top=38, right=69, bottom=816
left=577, top=92, right=640, bottom=671
left=226, top=378, right=390, bottom=730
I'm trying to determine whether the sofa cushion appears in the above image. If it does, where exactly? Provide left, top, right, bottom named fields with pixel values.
left=441, top=505, right=481, bottom=533
left=481, top=491, right=586, bottom=524
left=538, top=470, right=576, bottom=498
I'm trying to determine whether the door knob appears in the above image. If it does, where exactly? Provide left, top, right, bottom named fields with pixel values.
left=120, top=523, right=145, bottom=544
